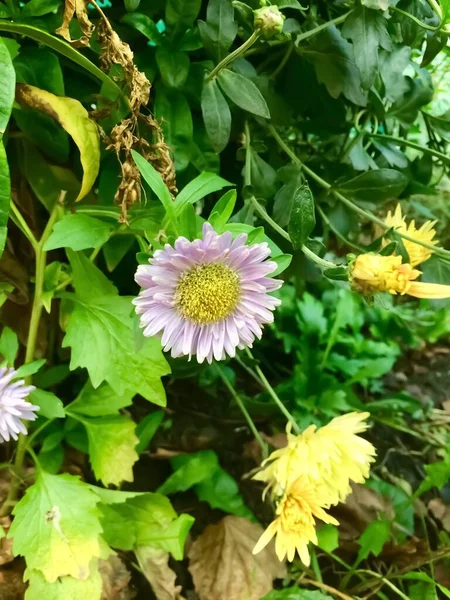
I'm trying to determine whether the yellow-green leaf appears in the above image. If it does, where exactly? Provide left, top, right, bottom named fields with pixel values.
left=9, top=472, right=102, bottom=582
left=15, top=84, right=100, bottom=201
left=25, top=565, right=102, bottom=600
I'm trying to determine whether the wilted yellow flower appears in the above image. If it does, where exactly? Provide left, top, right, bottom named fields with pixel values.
left=384, top=204, right=437, bottom=267
left=253, top=478, right=339, bottom=565
left=351, top=253, right=450, bottom=300
left=254, top=412, right=376, bottom=505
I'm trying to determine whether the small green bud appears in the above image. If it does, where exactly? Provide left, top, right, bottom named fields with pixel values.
left=253, top=5, right=285, bottom=37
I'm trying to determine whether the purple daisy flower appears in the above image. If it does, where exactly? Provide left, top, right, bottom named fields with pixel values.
left=133, top=223, right=282, bottom=363
left=0, top=368, right=38, bottom=442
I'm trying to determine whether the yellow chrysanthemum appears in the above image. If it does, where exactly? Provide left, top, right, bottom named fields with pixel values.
left=254, top=412, right=376, bottom=505
left=253, top=478, right=339, bottom=565
left=384, top=204, right=437, bottom=267
left=350, top=253, right=450, bottom=300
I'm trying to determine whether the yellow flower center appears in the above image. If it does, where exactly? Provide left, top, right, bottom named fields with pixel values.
left=175, top=263, right=240, bottom=325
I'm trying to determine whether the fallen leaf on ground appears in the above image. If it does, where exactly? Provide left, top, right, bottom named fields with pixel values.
left=99, top=555, right=133, bottom=600
left=188, top=515, right=286, bottom=600
left=428, top=498, right=450, bottom=531
left=0, top=516, right=14, bottom=566
left=135, top=546, right=184, bottom=600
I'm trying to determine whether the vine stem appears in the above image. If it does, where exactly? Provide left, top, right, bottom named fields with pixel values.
left=245, top=349, right=301, bottom=434
left=206, top=31, right=260, bottom=81
left=1, top=199, right=63, bottom=516
left=296, top=11, right=352, bottom=43
left=269, top=125, right=450, bottom=261
left=369, top=132, right=450, bottom=164
left=214, top=364, right=268, bottom=459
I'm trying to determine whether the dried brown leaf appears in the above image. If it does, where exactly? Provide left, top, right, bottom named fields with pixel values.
left=99, top=555, right=133, bottom=600
left=188, top=516, right=286, bottom=600
left=428, top=498, right=450, bottom=532
left=135, top=546, right=185, bottom=600
left=0, top=516, right=14, bottom=566
left=55, top=0, right=94, bottom=47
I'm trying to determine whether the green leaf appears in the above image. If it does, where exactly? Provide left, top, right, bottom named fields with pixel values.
left=80, top=415, right=139, bottom=487
left=409, top=582, right=438, bottom=600
left=342, top=6, right=392, bottom=89
left=302, top=26, right=367, bottom=106
left=175, top=172, right=232, bottom=215
left=421, top=256, right=450, bottom=308
left=217, top=69, right=270, bottom=118
left=16, top=84, right=100, bottom=201
left=131, top=150, right=175, bottom=219
left=166, top=0, right=201, bottom=26
left=357, top=520, right=391, bottom=561
left=69, top=381, right=134, bottom=417
left=25, top=567, right=102, bottom=600
left=336, top=169, right=408, bottom=202
left=44, top=214, right=111, bottom=251
left=201, top=78, right=231, bottom=152
left=416, top=455, right=450, bottom=495
left=158, top=450, right=219, bottom=495
left=135, top=411, right=164, bottom=454
left=0, top=326, right=18, bottom=365
left=62, top=253, right=170, bottom=402
left=156, top=49, right=190, bottom=88
left=288, top=186, right=315, bottom=250
left=21, top=0, right=62, bottom=17
left=0, top=23, right=121, bottom=98
left=100, top=493, right=193, bottom=559
left=317, top=524, right=339, bottom=552
left=389, top=68, right=433, bottom=126
left=29, top=388, right=65, bottom=419
left=195, top=467, right=254, bottom=519
left=14, top=359, right=46, bottom=378
left=209, top=189, right=237, bottom=230
left=199, top=0, right=237, bottom=60
left=10, top=472, right=102, bottom=582
left=0, top=37, right=15, bottom=136
left=120, top=12, right=163, bottom=45
left=154, top=86, right=193, bottom=171
left=271, top=253, right=292, bottom=276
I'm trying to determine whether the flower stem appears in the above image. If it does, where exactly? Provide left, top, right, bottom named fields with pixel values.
left=269, top=125, right=450, bottom=261
left=245, top=349, right=301, bottom=434
left=1, top=199, right=62, bottom=516
left=215, top=364, right=268, bottom=458
left=296, top=11, right=352, bottom=43
left=369, top=132, right=450, bottom=164
left=206, top=31, right=260, bottom=81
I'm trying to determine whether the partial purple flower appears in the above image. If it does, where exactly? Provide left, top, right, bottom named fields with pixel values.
left=133, top=223, right=282, bottom=363
left=0, top=368, right=38, bottom=442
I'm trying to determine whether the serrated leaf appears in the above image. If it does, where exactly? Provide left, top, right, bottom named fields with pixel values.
left=0, top=326, right=18, bottom=365
left=202, top=78, right=231, bottom=152
left=342, top=6, right=392, bottom=89
left=25, top=566, right=102, bottom=600
left=217, top=69, right=270, bottom=118
left=10, top=472, right=102, bottom=582
left=357, top=519, right=391, bottom=561
left=29, top=388, right=65, bottom=419
left=80, top=415, right=139, bottom=487
left=158, top=450, right=219, bottom=495
left=69, top=381, right=134, bottom=417
left=288, top=186, right=316, bottom=249
left=44, top=214, right=111, bottom=251
left=188, top=516, right=286, bottom=600
left=15, top=84, right=100, bottom=201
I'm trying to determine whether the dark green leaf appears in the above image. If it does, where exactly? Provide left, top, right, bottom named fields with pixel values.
left=217, top=69, right=270, bottom=118
left=195, top=467, right=254, bottom=519
left=379, top=46, right=411, bottom=103
left=357, top=520, right=391, bottom=561
left=0, top=141, right=10, bottom=259
left=336, top=169, right=408, bottom=202
left=302, top=26, right=367, bottom=106
left=201, top=78, right=231, bottom=152
left=389, top=69, right=433, bottom=125
left=166, top=0, right=201, bottom=26
left=175, top=172, right=232, bottom=215
left=154, top=87, right=193, bottom=171
left=135, top=411, right=164, bottom=454
left=158, top=450, right=219, bottom=494
left=21, top=0, right=60, bottom=17
left=416, top=455, right=450, bottom=495
left=420, top=256, right=450, bottom=308
left=29, top=388, right=65, bottom=419
left=131, top=150, right=175, bottom=218
left=288, top=186, right=315, bottom=249
left=156, top=50, right=190, bottom=88
left=0, top=37, right=16, bottom=135
left=324, top=266, right=348, bottom=281
left=249, top=148, right=277, bottom=198
left=200, top=0, right=237, bottom=60
left=342, top=6, right=392, bottom=89
left=120, top=13, right=164, bottom=45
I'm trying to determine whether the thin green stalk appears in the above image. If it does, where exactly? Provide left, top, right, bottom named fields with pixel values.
left=270, top=125, right=450, bottom=261
left=390, top=5, right=443, bottom=31
left=271, top=42, right=294, bottom=79
left=1, top=200, right=62, bottom=516
left=369, top=132, right=450, bottom=164
left=206, top=31, right=260, bottom=81
left=214, top=364, right=268, bottom=458
left=296, top=12, right=352, bottom=43
left=316, top=204, right=364, bottom=252
left=9, top=201, right=38, bottom=251
left=245, top=348, right=301, bottom=433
